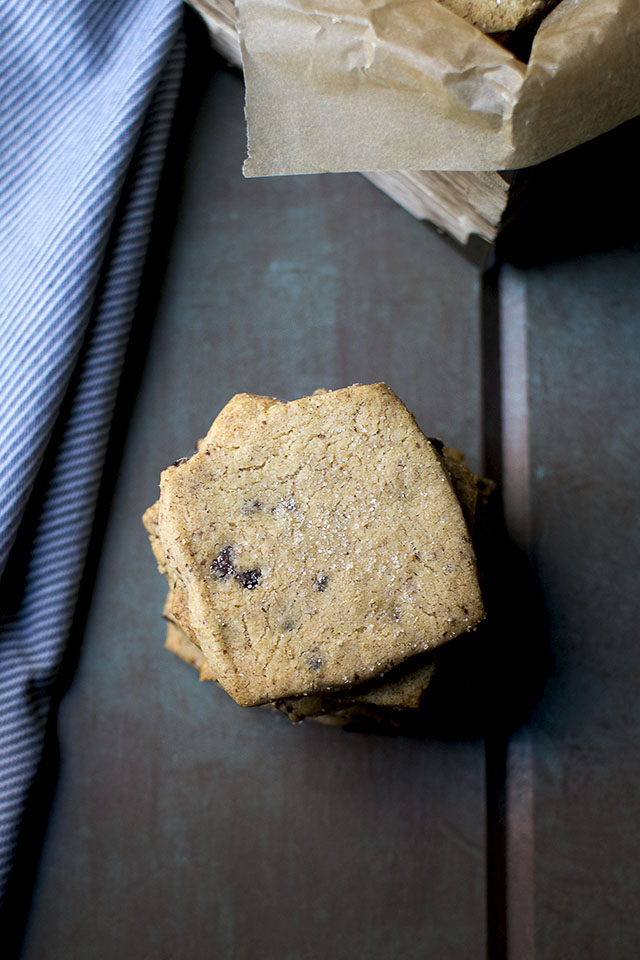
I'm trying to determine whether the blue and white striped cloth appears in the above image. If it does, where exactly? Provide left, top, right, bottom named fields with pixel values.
left=0, top=0, right=184, bottom=905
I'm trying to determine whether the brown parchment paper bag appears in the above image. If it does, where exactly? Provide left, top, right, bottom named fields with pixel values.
left=237, top=0, right=640, bottom=176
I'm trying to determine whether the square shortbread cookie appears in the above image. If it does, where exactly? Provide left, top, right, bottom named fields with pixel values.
left=144, top=384, right=484, bottom=706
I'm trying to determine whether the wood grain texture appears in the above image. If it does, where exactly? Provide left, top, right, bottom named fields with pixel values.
left=514, top=248, right=640, bottom=960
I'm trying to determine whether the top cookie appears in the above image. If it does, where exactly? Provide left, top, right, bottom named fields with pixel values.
left=145, top=383, right=484, bottom=706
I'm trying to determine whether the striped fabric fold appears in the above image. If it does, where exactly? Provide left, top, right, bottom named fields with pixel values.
left=0, top=0, right=184, bottom=906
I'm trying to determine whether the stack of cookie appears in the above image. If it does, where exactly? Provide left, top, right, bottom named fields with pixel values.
left=143, top=383, right=490, bottom=725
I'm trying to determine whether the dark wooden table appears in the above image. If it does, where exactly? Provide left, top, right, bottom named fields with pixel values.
left=12, top=21, right=640, bottom=960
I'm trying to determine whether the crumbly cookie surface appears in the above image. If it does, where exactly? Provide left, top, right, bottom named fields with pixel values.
left=439, top=0, right=555, bottom=33
left=164, top=592, right=436, bottom=711
left=147, top=383, right=484, bottom=706
left=164, top=612, right=436, bottom=719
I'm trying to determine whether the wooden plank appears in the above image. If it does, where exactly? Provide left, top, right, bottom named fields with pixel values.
left=501, top=252, right=640, bottom=959
left=20, top=57, right=488, bottom=960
